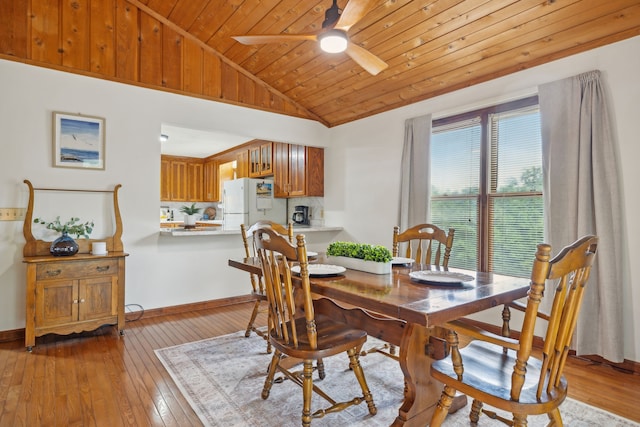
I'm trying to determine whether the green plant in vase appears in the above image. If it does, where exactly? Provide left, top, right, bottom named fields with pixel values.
left=180, top=203, right=201, bottom=229
left=326, top=241, right=393, bottom=274
left=326, top=241, right=392, bottom=262
left=34, top=216, right=94, bottom=256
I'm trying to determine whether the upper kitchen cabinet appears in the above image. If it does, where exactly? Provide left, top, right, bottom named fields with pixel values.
left=203, top=159, right=219, bottom=202
left=274, top=143, right=324, bottom=198
left=160, top=157, right=171, bottom=201
left=161, top=155, right=204, bottom=202
left=236, top=150, right=249, bottom=179
left=249, top=141, right=273, bottom=177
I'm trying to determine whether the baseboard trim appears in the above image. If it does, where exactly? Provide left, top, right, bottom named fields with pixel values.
left=128, top=294, right=257, bottom=319
left=0, top=295, right=258, bottom=344
left=0, top=328, right=24, bottom=343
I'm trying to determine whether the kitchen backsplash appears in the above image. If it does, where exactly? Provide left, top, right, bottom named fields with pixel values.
left=160, top=197, right=323, bottom=225
left=161, top=202, right=220, bottom=221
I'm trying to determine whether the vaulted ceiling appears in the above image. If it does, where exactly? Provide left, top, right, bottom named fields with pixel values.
left=2, top=0, right=640, bottom=127
left=133, top=0, right=640, bottom=126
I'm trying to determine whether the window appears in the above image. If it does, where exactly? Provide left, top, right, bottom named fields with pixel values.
left=430, top=97, right=543, bottom=277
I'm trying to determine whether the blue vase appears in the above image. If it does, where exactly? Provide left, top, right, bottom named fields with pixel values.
left=50, top=232, right=79, bottom=256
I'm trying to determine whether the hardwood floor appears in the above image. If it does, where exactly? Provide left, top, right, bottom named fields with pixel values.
left=0, top=302, right=638, bottom=426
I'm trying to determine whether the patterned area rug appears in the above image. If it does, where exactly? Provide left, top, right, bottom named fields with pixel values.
left=155, top=331, right=638, bottom=427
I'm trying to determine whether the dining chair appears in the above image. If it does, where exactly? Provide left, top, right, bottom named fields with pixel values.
left=392, top=223, right=455, bottom=267
left=429, top=235, right=598, bottom=427
left=253, top=226, right=377, bottom=427
left=240, top=220, right=294, bottom=353
left=376, top=223, right=454, bottom=358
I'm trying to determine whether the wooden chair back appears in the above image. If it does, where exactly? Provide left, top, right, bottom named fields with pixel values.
left=240, top=221, right=293, bottom=294
left=393, top=224, right=454, bottom=267
left=253, top=227, right=314, bottom=350
left=519, top=234, right=598, bottom=399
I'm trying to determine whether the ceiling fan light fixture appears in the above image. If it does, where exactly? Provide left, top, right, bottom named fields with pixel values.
left=319, top=29, right=348, bottom=53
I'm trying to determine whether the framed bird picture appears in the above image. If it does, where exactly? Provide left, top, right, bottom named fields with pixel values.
left=53, top=112, right=105, bottom=170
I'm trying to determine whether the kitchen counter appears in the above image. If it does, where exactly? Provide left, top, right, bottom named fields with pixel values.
left=160, top=225, right=343, bottom=237
left=160, top=220, right=223, bottom=228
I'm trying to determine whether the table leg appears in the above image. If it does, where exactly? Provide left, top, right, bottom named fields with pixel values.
left=392, top=323, right=467, bottom=426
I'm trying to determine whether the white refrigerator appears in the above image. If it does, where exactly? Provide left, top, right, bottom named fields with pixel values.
left=222, top=178, right=287, bottom=230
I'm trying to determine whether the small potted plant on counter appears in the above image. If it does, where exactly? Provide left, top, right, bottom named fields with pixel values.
left=180, top=203, right=201, bottom=229
left=33, top=216, right=94, bottom=256
left=326, top=241, right=393, bottom=274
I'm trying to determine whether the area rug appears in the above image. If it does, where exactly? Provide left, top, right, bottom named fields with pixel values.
left=155, top=331, right=638, bottom=427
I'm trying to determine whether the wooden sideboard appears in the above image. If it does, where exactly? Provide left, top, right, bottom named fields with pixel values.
left=23, top=253, right=127, bottom=351
left=22, top=180, right=128, bottom=351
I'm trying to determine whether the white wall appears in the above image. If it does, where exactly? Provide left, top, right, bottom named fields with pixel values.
left=1, top=35, right=638, bottom=361
left=325, top=36, right=640, bottom=362
left=0, top=59, right=331, bottom=331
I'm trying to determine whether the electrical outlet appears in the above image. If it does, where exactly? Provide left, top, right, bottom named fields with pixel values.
left=0, top=208, right=26, bottom=221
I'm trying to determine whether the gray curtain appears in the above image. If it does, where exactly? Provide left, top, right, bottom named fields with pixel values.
left=399, top=115, right=432, bottom=230
left=539, top=70, right=625, bottom=362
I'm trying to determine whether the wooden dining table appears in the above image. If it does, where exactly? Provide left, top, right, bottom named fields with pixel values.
left=228, top=255, right=531, bottom=426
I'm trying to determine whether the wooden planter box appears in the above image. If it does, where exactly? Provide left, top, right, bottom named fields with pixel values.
left=326, top=256, right=391, bottom=275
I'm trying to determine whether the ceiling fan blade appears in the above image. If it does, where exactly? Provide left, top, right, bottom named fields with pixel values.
left=335, top=0, right=377, bottom=32
left=345, top=42, right=388, bottom=75
left=232, top=34, right=317, bottom=45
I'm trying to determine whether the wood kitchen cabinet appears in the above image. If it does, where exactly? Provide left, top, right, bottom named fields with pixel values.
left=161, top=155, right=205, bottom=201
left=188, top=161, right=204, bottom=201
left=203, top=159, right=219, bottom=201
left=22, top=180, right=128, bottom=351
left=249, top=141, right=273, bottom=177
left=236, top=150, right=249, bottom=178
left=171, top=158, right=188, bottom=201
left=160, top=157, right=171, bottom=200
left=274, top=143, right=324, bottom=198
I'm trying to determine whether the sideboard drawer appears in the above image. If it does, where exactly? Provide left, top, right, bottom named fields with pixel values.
left=36, top=259, right=118, bottom=280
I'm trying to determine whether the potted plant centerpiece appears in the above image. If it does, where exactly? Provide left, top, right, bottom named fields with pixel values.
left=33, top=216, right=94, bottom=256
left=326, top=241, right=393, bottom=274
left=180, top=203, right=201, bottom=229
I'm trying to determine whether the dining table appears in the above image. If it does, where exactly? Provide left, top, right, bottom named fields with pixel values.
left=228, top=255, right=531, bottom=426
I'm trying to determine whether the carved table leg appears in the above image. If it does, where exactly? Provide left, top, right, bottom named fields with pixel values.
left=392, top=323, right=467, bottom=426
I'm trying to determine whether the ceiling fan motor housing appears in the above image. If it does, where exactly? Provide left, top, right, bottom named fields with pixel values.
left=322, top=0, right=342, bottom=28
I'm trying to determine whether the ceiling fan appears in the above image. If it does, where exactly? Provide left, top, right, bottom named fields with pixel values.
left=232, top=0, right=388, bottom=76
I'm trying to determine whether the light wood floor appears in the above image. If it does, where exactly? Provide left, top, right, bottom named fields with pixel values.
left=0, top=302, right=638, bottom=426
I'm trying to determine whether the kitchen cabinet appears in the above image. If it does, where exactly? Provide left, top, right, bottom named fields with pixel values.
left=249, top=142, right=273, bottom=177
left=161, top=155, right=206, bottom=202
left=203, top=159, right=219, bottom=201
left=274, top=143, right=324, bottom=198
left=188, top=162, right=204, bottom=201
left=22, top=180, right=128, bottom=351
left=160, top=157, right=171, bottom=200
left=171, top=159, right=188, bottom=201
left=236, top=150, right=249, bottom=178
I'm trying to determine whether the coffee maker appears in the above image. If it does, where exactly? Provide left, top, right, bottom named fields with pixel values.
left=292, top=205, right=310, bottom=226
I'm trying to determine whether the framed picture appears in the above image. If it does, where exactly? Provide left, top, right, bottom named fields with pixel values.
left=53, top=112, right=105, bottom=170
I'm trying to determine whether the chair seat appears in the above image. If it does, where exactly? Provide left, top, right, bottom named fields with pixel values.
left=431, top=340, right=568, bottom=414
left=270, top=314, right=368, bottom=360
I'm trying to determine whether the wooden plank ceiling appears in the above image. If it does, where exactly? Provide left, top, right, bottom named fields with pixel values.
left=2, top=0, right=640, bottom=127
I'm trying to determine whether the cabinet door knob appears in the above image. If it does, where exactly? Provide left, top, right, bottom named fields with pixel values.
left=46, top=269, right=62, bottom=277
left=80, top=299, right=85, bottom=303
left=73, top=299, right=78, bottom=304
left=96, top=266, right=110, bottom=272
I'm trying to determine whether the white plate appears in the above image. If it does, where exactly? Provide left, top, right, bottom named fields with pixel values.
left=307, top=251, right=318, bottom=258
left=392, top=257, right=414, bottom=265
left=291, top=264, right=346, bottom=277
left=409, top=270, right=474, bottom=285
